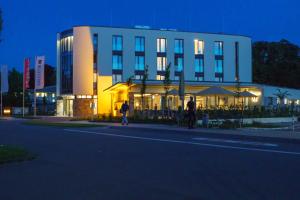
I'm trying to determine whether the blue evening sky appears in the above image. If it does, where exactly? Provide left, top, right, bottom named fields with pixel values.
left=0, top=0, right=299, bottom=71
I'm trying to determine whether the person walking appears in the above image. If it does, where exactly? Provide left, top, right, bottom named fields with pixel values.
left=120, top=100, right=129, bottom=125
left=186, top=96, right=196, bottom=129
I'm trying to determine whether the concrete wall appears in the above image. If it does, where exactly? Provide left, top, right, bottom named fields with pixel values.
left=73, top=27, right=94, bottom=95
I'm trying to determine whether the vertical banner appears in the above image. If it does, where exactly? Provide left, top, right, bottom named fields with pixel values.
left=1, top=65, right=9, bottom=93
left=35, top=56, right=45, bottom=89
left=24, top=58, right=30, bottom=89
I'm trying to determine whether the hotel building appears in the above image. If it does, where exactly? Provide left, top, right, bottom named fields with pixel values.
left=56, top=26, right=300, bottom=117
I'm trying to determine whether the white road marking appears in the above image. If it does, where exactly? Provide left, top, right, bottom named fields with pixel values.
left=64, top=129, right=300, bottom=156
left=193, top=137, right=278, bottom=147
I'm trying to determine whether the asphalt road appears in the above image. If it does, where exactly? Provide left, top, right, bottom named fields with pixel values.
left=1, top=120, right=300, bottom=200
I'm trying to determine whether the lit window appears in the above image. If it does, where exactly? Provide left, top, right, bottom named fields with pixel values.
left=135, top=75, right=144, bottom=80
left=112, top=36, right=123, bottom=51
left=157, top=38, right=167, bottom=53
left=194, top=40, right=204, bottom=55
left=174, top=39, right=184, bottom=54
left=156, top=75, right=165, bottom=80
left=157, top=57, right=167, bottom=71
left=195, top=76, right=204, bottom=81
left=135, top=37, right=145, bottom=52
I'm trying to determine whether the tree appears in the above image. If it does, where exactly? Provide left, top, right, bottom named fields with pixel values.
left=253, top=39, right=300, bottom=89
left=3, top=68, right=23, bottom=107
left=163, top=63, right=172, bottom=113
left=29, top=64, right=56, bottom=88
left=140, top=65, right=149, bottom=111
left=274, top=88, right=290, bottom=109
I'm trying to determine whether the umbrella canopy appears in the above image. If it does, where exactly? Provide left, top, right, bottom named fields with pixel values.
left=239, top=91, right=257, bottom=97
left=168, top=89, right=179, bottom=95
left=197, top=86, right=235, bottom=96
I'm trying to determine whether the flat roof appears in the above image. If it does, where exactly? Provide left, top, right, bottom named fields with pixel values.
left=60, top=25, right=251, bottom=39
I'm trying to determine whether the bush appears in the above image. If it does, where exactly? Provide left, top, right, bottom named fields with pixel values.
left=219, top=120, right=240, bottom=129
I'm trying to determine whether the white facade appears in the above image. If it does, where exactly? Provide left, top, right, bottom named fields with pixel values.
left=57, top=26, right=252, bottom=97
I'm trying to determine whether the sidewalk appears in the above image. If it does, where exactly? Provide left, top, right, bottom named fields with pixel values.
left=74, top=121, right=300, bottom=141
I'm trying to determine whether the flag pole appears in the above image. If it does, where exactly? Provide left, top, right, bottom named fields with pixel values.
left=23, top=59, right=25, bottom=117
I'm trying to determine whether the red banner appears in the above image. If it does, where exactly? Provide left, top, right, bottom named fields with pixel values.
left=24, top=58, right=30, bottom=89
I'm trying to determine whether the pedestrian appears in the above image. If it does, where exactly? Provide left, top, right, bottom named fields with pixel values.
left=120, top=100, right=129, bottom=125
left=187, top=96, right=196, bottom=129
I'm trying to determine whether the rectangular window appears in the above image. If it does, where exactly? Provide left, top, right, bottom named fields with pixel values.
left=157, top=56, right=167, bottom=71
left=112, top=74, right=122, bottom=84
left=195, top=76, right=204, bottom=81
left=135, top=56, right=145, bottom=70
left=135, top=36, right=145, bottom=52
left=174, top=39, right=184, bottom=54
left=175, top=57, right=183, bottom=71
left=195, top=58, right=204, bottom=73
left=194, top=40, right=204, bottom=55
left=214, top=41, right=223, bottom=56
left=235, top=42, right=239, bottom=81
left=156, top=75, right=165, bottom=80
left=112, top=55, right=122, bottom=69
left=157, top=38, right=167, bottom=53
left=214, top=60, right=223, bottom=73
left=112, top=36, right=123, bottom=51
left=135, top=75, right=144, bottom=80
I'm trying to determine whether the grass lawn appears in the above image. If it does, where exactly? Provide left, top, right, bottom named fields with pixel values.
left=0, top=145, right=35, bottom=165
left=23, top=120, right=106, bottom=128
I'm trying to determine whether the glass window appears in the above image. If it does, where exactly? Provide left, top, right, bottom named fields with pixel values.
left=157, top=38, right=167, bottom=53
left=215, top=77, right=223, bottom=82
left=135, top=56, right=145, bottom=70
left=135, top=37, right=145, bottom=52
left=156, top=75, right=165, bottom=80
left=112, top=36, right=123, bottom=51
left=214, top=41, right=223, bottom=56
left=195, top=58, right=204, bottom=73
left=135, top=75, right=144, bottom=80
left=112, top=55, right=122, bottom=69
left=174, top=39, right=184, bottom=54
left=157, top=56, right=167, bottom=71
left=194, top=40, right=204, bottom=55
left=214, top=60, right=223, bottom=73
left=175, top=57, right=183, bottom=71
left=195, top=76, right=204, bottom=81
left=112, top=74, right=122, bottom=84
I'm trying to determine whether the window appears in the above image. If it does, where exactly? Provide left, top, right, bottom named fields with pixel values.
left=112, top=36, right=123, bottom=51
left=195, top=58, right=204, bottom=73
left=214, top=41, right=223, bottom=56
left=135, top=75, right=144, bottom=80
left=174, top=39, right=184, bottom=54
left=156, top=75, right=165, bottom=80
left=157, top=57, right=167, bottom=71
left=93, top=34, right=98, bottom=51
left=215, top=77, right=223, bottom=82
left=194, top=40, right=204, bottom=55
left=135, top=37, right=145, bottom=52
left=112, top=55, right=122, bottom=69
left=175, top=57, right=183, bottom=71
left=157, top=38, right=167, bottom=53
left=112, top=74, right=122, bottom=84
left=195, top=76, right=204, bottom=81
left=215, top=60, right=223, bottom=73
left=235, top=42, right=239, bottom=81
left=135, top=56, right=145, bottom=70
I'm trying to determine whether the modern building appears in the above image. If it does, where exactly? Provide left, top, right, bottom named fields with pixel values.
left=56, top=26, right=300, bottom=117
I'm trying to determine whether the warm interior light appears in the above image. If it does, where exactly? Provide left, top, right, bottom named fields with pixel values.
left=3, top=109, right=11, bottom=114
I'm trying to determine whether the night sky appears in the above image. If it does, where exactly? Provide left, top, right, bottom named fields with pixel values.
left=0, top=0, right=299, bottom=71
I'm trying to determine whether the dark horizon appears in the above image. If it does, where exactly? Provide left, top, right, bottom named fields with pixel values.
left=0, top=0, right=299, bottom=71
